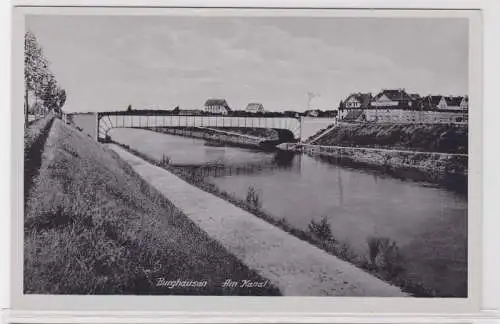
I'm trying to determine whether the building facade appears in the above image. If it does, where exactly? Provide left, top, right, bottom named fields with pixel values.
left=339, top=92, right=372, bottom=119
left=204, top=99, right=231, bottom=115
left=245, top=103, right=265, bottom=114
left=339, top=89, right=468, bottom=124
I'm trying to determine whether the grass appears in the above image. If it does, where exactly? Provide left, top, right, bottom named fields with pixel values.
left=24, top=119, right=281, bottom=295
left=24, top=113, right=55, bottom=203
left=312, top=123, right=468, bottom=154
left=112, top=140, right=439, bottom=297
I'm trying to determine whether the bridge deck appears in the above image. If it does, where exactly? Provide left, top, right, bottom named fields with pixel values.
left=98, top=113, right=302, bottom=141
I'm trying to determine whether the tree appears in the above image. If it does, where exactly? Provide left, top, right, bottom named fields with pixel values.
left=25, top=31, right=49, bottom=125
left=25, top=30, right=66, bottom=124
left=127, top=104, right=132, bottom=112
left=56, top=88, right=67, bottom=111
left=338, top=100, right=345, bottom=110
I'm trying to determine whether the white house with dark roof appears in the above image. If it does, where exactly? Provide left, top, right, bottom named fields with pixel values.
left=204, top=99, right=231, bottom=115
left=344, top=92, right=372, bottom=109
left=371, top=88, right=413, bottom=109
left=339, top=92, right=372, bottom=119
left=245, top=103, right=265, bottom=114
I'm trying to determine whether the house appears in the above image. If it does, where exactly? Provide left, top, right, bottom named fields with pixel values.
left=417, top=95, right=443, bottom=110
left=204, top=99, right=231, bottom=115
left=343, top=92, right=372, bottom=109
left=245, top=103, right=265, bottom=114
left=460, top=96, right=469, bottom=110
left=409, top=93, right=421, bottom=101
left=442, top=96, right=467, bottom=110
left=416, top=95, right=467, bottom=111
left=371, top=89, right=414, bottom=109
left=339, top=92, right=371, bottom=119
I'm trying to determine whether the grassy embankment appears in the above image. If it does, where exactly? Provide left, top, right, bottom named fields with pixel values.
left=24, top=119, right=280, bottom=295
left=113, top=141, right=440, bottom=297
left=312, top=123, right=468, bottom=154
left=24, top=114, right=55, bottom=202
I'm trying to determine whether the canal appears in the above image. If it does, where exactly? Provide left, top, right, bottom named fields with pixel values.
left=69, top=114, right=467, bottom=297
left=106, top=127, right=467, bottom=298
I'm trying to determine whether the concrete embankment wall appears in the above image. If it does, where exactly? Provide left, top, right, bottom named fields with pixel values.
left=311, top=122, right=468, bottom=154
left=147, top=127, right=263, bottom=147
left=280, top=143, right=467, bottom=184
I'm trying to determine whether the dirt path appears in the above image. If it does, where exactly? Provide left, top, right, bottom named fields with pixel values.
left=109, top=144, right=407, bottom=297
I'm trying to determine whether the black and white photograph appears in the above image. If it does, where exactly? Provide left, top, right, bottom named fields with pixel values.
left=20, top=7, right=476, bottom=299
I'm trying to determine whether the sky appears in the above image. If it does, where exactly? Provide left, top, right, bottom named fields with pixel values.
left=26, top=15, right=469, bottom=113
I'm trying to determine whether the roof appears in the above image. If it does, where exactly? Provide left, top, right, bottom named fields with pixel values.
left=444, top=96, right=464, bottom=107
left=425, top=95, right=443, bottom=106
left=415, top=95, right=442, bottom=109
left=374, top=89, right=413, bottom=102
left=204, top=98, right=228, bottom=106
left=345, top=92, right=372, bottom=107
left=246, top=103, right=264, bottom=110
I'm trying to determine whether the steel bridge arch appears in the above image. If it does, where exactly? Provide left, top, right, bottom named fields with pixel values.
left=96, top=112, right=302, bottom=142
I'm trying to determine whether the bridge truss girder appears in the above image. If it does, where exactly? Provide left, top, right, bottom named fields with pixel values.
left=97, top=113, right=302, bottom=142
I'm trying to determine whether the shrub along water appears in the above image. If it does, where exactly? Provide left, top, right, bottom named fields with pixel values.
left=245, top=186, right=262, bottom=210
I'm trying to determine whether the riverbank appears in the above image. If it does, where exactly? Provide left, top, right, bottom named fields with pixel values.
left=310, top=122, right=468, bottom=154
left=24, top=118, right=280, bottom=295
left=109, top=143, right=406, bottom=297
left=112, top=140, right=445, bottom=297
left=145, top=127, right=264, bottom=149
left=278, top=142, right=467, bottom=189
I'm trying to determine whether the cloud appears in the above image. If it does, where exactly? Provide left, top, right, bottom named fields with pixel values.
left=26, top=15, right=468, bottom=112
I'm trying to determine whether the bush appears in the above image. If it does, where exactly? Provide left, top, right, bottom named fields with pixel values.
left=308, top=216, right=333, bottom=241
left=367, top=236, right=386, bottom=267
left=245, top=186, right=262, bottom=209
left=367, top=236, right=405, bottom=278
left=161, top=153, right=171, bottom=166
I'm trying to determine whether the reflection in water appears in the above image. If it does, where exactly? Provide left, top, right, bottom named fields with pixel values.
left=103, top=127, right=467, bottom=297
left=273, top=150, right=296, bottom=168
left=338, top=166, right=344, bottom=206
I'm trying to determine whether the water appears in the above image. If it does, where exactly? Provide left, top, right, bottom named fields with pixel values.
left=93, top=122, right=467, bottom=297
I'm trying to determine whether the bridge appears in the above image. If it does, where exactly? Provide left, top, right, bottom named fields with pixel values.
left=95, top=111, right=336, bottom=143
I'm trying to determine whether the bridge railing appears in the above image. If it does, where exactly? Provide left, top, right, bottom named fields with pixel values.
left=97, top=113, right=302, bottom=142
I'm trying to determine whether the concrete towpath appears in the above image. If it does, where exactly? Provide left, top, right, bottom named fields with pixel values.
left=109, top=144, right=407, bottom=297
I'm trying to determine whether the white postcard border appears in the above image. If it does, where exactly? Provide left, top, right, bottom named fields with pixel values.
left=7, top=1, right=497, bottom=322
